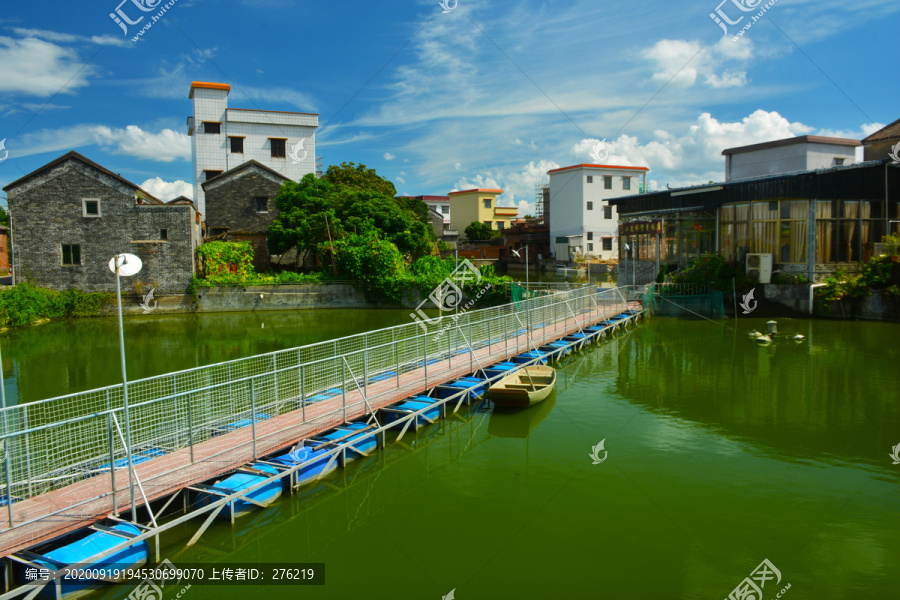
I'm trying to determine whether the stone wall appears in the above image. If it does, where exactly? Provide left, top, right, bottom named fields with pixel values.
left=778, top=262, right=862, bottom=283
left=203, top=167, right=287, bottom=272
left=613, top=259, right=658, bottom=285
left=7, top=159, right=197, bottom=293
left=195, top=284, right=423, bottom=311
left=761, top=284, right=810, bottom=313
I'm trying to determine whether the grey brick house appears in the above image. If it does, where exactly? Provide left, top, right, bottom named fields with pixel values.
left=3, top=151, right=201, bottom=293
left=202, top=160, right=289, bottom=271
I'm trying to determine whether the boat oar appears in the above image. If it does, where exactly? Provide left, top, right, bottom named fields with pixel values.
left=523, top=367, right=538, bottom=392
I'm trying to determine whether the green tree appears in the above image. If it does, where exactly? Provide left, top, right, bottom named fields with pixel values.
left=339, top=190, right=434, bottom=259
left=268, top=175, right=344, bottom=262
left=332, top=226, right=408, bottom=303
left=269, top=172, right=435, bottom=263
left=465, top=221, right=495, bottom=241
left=322, top=162, right=397, bottom=197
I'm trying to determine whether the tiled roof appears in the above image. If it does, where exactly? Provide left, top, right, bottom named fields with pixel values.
left=862, top=117, right=900, bottom=143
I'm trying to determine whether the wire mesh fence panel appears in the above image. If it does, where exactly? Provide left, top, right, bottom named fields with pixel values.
left=0, top=285, right=642, bottom=529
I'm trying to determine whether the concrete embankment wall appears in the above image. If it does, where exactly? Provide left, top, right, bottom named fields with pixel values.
left=100, top=284, right=423, bottom=316
left=759, top=284, right=900, bottom=321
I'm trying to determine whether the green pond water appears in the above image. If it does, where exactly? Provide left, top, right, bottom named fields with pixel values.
left=4, top=311, right=899, bottom=600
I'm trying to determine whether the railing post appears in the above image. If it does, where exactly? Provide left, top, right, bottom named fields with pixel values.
left=250, top=378, right=258, bottom=460
left=363, top=334, right=368, bottom=401
left=107, top=411, right=118, bottom=514
left=394, top=330, right=400, bottom=389
left=23, top=406, right=32, bottom=498
left=341, top=358, right=347, bottom=422
left=468, top=314, right=473, bottom=372
left=188, top=392, right=194, bottom=464
left=2, top=443, right=12, bottom=527
left=272, top=354, right=279, bottom=413
left=172, top=375, right=179, bottom=449
left=299, top=354, right=306, bottom=423
left=504, top=313, right=509, bottom=357
left=448, top=323, right=453, bottom=370
left=423, top=332, right=428, bottom=388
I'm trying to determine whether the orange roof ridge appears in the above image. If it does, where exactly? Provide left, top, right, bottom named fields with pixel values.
left=548, top=164, right=649, bottom=174
left=448, top=188, right=504, bottom=195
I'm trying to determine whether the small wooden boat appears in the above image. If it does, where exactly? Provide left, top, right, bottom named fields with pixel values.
left=487, top=366, right=557, bottom=408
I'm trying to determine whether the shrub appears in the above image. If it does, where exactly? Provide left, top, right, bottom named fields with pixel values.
left=0, top=282, right=110, bottom=328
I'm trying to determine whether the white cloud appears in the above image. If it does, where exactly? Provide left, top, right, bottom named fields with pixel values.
left=453, top=160, right=560, bottom=216
left=0, top=36, right=94, bottom=96
left=140, top=177, right=193, bottom=201
left=395, top=176, right=406, bottom=184
left=816, top=123, right=885, bottom=139
left=12, top=28, right=130, bottom=48
left=642, top=38, right=752, bottom=89
left=15, top=124, right=191, bottom=162
left=570, top=109, right=815, bottom=187
left=92, top=125, right=190, bottom=162
left=384, top=152, right=396, bottom=160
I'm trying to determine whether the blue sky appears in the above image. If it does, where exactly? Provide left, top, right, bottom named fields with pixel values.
left=1, top=0, right=898, bottom=214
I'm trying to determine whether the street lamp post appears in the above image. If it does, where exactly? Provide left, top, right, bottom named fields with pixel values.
left=108, top=253, right=142, bottom=521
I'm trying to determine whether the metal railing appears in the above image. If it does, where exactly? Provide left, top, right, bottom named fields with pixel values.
left=0, top=285, right=638, bottom=535
left=647, top=282, right=710, bottom=296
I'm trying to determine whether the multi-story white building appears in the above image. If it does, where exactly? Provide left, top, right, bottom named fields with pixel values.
left=548, top=163, right=649, bottom=261
left=187, top=81, right=318, bottom=220
left=722, top=135, right=861, bottom=181
left=399, top=195, right=451, bottom=225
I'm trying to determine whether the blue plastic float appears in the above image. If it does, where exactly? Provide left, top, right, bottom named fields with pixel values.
left=270, top=445, right=337, bottom=488
left=196, top=463, right=282, bottom=518
left=23, top=522, right=148, bottom=600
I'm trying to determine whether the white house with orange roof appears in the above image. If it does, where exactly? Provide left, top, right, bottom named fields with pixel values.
left=448, top=188, right=518, bottom=236
left=548, top=163, right=649, bottom=261
left=187, top=81, right=318, bottom=220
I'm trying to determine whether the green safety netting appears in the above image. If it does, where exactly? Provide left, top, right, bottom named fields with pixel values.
left=641, top=288, right=726, bottom=319
left=511, top=283, right=527, bottom=303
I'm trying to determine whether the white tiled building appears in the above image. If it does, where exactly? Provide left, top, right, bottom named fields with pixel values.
left=548, top=163, right=649, bottom=261
left=722, top=136, right=861, bottom=181
left=187, top=81, right=318, bottom=220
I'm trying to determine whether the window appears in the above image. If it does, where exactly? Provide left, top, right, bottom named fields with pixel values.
left=484, top=221, right=492, bottom=228
left=204, top=170, right=223, bottom=182
left=255, top=197, right=268, bottom=213
left=497, top=221, right=505, bottom=230
left=230, top=137, right=244, bottom=153
left=82, top=198, right=101, bottom=218
left=203, top=122, right=221, bottom=134
left=586, top=175, right=594, bottom=183
left=587, top=201, right=594, bottom=211
left=623, top=177, right=631, bottom=191
left=160, top=229, right=168, bottom=240
left=602, top=237, right=613, bottom=251
left=483, top=199, right=492, bottom=209
left=603, top=206, right=613, bottom=219
left=587, top=243, right=594, bottom=251
left=62, top=244, right=81, bottom=265
left=832, top=158, right=844, bottom=167
left=441, top=206, right=449, bottom=214
left=587, top=232, right=593, bottom=241
left=604, top=176, right=612, bottom=189
left=270, top=138, right=286, bottom=158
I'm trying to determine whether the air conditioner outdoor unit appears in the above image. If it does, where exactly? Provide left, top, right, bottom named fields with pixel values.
left=746, top=253, right=773, bottom=284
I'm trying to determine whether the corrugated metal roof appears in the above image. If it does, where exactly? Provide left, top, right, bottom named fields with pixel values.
left=610, top=160, right=899, bottom=215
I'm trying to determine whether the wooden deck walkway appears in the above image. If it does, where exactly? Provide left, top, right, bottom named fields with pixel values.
left=0, top=302, right=638, bottom=557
